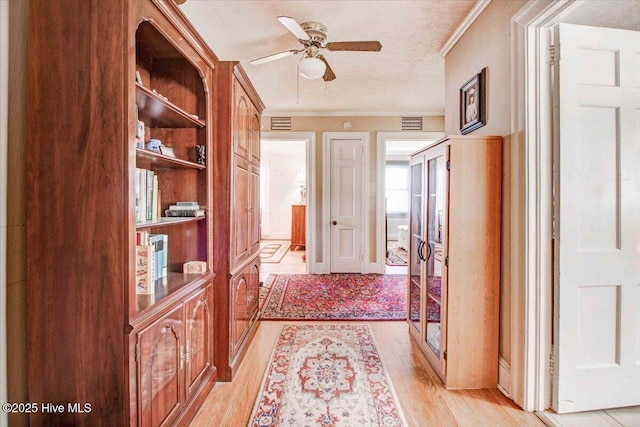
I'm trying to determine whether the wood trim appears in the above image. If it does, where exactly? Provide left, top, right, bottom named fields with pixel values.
left=233, top=63, right=265, bottom=113
left=150, top=0, right=218, bottom=68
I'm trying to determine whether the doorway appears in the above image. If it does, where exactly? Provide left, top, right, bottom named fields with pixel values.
left=376, top=132, right=443, bottom=274
left=513, top=0, right=640, bottom=416
left=259, top=132, right=314, bottom=276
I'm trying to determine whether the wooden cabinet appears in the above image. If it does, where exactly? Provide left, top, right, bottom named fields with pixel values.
left=27, top=1, right=217, bottom=424
left=230, top=258, right=260, bottom=358
left=290, top=204, right=306, bottom=250
left=407, top=135, right=501, bottom=389
left=137, top=305, right=184, bottom=427
left=213, top=62, right=264, bottom=380
left=136, top=286, right=212, bottom=427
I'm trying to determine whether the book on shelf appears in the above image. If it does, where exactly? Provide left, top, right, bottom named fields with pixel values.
left=135, top=244, right=155, bottom=295
left=165, top=208, right=205, bottom=217
left=168, top=203, right=200, bottom=210
left=150, top=233, right=168, bottom=278
left=136, top=231, right=169, bottom=280
left=135, top=168, right=160, bottom=223
left=176, top=201, right=199, bottom=206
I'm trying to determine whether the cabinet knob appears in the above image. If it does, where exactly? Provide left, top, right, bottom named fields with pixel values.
left=332, top=221, right=337, bottom=225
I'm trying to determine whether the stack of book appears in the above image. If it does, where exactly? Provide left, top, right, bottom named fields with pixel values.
left=135, top=168, right=160, bottom=223
left=135, top=231, right=168, bottom=295
left=165, top=201, right=205, bottom=217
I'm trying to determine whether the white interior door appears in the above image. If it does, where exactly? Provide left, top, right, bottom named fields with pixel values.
left=330, top=137, right=363, bottom=273
left=553, top=23, right=640, bottom=413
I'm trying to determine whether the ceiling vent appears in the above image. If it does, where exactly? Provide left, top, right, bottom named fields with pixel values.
left=402, top=116, right=423, bottom=131
left=270, top=116, right=292, bottom=131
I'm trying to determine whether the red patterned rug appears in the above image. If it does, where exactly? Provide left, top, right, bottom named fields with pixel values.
left=260, top=274, right=407, bottom=320
left=249, top=324, right=407, bottom=427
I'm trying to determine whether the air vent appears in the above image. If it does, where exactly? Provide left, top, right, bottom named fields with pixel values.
left=270, top=116, right=292, bottom=131
left=402, top=116, right=423, bottom=131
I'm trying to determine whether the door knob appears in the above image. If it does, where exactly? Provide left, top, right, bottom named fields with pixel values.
left=332, top=221, right=337, bottom=225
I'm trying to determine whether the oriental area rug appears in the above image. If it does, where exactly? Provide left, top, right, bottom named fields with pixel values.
left=260, top=274, right=407, bottom=321
left=248, top=324, right=408, bottom=427
left=385, top=244, right=408, bottom=266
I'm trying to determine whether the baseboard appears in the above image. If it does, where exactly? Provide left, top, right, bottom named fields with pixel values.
left=260, top=233, right=290, bottom=240
left=498, top=357, right=512, bottom=397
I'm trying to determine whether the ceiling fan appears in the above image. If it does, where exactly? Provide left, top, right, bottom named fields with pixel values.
left=250, top=16, right=382, bottom=81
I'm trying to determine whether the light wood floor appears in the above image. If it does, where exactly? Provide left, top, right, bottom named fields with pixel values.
left=191, top=320, right=544, bottom=427
left=193, top=240, right=544, bottom=426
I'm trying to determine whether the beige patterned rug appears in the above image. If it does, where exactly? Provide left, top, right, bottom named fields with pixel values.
left=248, top=324, right=407, bottom=426
left=259, top=242, right=289, bottom=263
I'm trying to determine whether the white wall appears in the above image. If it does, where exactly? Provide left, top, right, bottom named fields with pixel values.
left=261, top=139, right=306, bottom=240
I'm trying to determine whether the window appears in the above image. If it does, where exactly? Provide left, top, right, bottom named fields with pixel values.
left=385, top=162, right=409, bottom=214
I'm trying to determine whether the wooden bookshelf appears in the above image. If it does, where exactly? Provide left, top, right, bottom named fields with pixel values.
left=136, top=83, right=206, bottom=128
left=136, top=147, right=205, bottom=170
left=27, top=1, right=219, bottom=425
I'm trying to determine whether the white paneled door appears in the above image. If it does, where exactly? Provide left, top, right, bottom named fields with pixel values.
left=553, top=23, right=640, bottom=413
left=329, top=137, right=363, bottom=273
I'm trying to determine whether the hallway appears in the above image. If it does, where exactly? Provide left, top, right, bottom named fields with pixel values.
left=190, top=320, right=544, bottom=426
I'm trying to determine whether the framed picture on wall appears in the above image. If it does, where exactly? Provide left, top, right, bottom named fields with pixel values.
left=460, top=67, right=487, bottom=135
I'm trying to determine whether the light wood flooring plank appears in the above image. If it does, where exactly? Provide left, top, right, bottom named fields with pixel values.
left=190, top=320, right=544, bottom=427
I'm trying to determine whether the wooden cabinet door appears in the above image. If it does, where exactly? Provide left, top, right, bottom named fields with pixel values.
left=231, top=158, right=250, bottom=267
left=184, top=287, right=212, bottom=399
left=233, top=79, right=250, bottom=160
left=137, top=305, right=184, bottom=427
left=249, top=107, right=261, bottom=164
left=249, top=164, right=260, bottom=255
left=230, top=272, right=249, bottom=357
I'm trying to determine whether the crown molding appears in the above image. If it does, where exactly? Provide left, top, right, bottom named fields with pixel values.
left=438, top=0, right=492, bottom=58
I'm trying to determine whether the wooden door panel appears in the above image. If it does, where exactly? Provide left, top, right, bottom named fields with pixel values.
left=249, top=164, right=260, bottom=254
left=232, top=158, right=250, bottom=267
left=137, top=305, right=184, bottom=427
left=233, top=79, right=250, bottom=160
left=231, top=273, right=249, bottom=358
left=184, top=287, right=212, bottom=399
left=250, top=108, right=260, bottom=164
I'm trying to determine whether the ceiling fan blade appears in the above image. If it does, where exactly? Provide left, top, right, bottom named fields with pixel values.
left=318, top=55, right=336, bottom=82
left=249, top=49, right=302, bottom=65
left=325, top=41, right=382, bottom=52
left=277, top=16, right=310, bottom=41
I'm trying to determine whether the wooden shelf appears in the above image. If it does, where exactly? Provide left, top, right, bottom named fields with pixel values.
left=136, top=216, right=206, bottom=229
left=136, top=83, right=206, bottom=128
left=135, top=272, right=212, bottom=314
left=136, top=148, right=205, bottom=170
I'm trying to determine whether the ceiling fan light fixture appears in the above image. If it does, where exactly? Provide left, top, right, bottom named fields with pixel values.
left=299, top=56, right=326, bottom=80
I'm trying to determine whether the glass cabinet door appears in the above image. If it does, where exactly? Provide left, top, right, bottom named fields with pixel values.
left=408, top=159, right=424, bottom=332
left=425, top=155, right=445, bottom=357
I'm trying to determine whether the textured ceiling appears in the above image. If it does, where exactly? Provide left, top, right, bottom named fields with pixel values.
left=180, top=0, right=477, bottom=115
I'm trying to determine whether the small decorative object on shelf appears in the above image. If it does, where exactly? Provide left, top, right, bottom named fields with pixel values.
left=145, top=138, right=162, bottom=153
left=160, top=146, right=175, bottom=157
left=195, top=144, right=206, bottom=165
left=183, top=261, right=207, bottom=275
